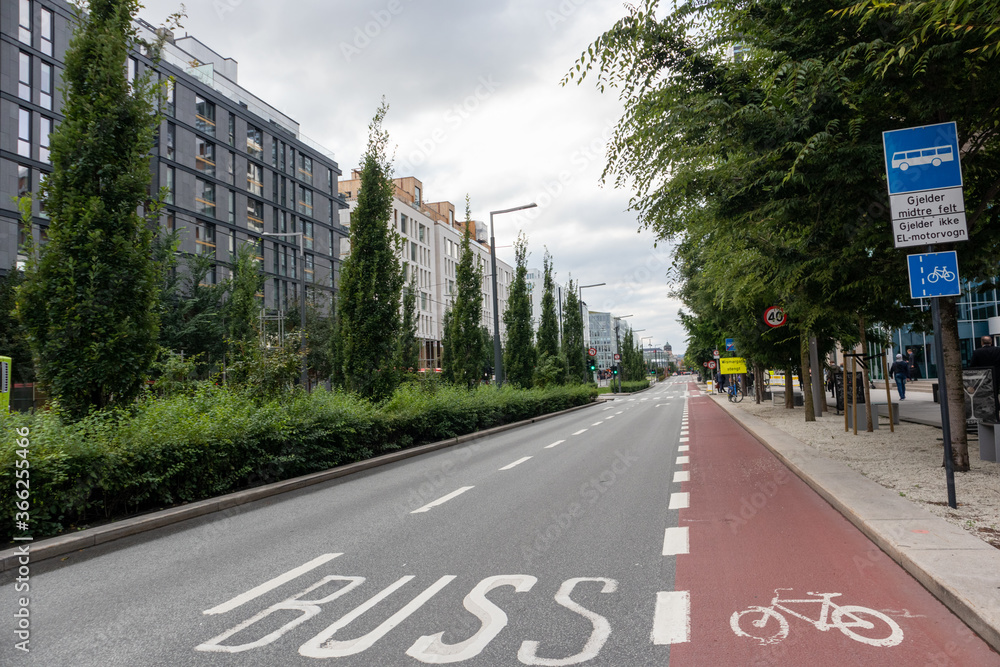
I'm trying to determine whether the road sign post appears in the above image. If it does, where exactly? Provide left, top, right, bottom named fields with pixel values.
left=884, top=122, right=965, bottom=509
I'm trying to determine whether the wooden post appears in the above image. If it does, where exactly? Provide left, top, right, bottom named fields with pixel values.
left=882, top=350, right=895, bottom=433
left=852, top=354, right=858, bottom=436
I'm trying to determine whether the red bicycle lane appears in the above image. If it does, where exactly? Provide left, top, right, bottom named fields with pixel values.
left=669, top=394, right=1000, bottom=667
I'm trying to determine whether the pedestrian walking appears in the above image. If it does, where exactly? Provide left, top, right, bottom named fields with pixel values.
left=888, top=353, right=910, bottom=400
left=906, top=348, right=919, bottom=381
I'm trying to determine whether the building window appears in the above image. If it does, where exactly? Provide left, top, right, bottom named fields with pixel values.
left=278, top=142, right=286, bottom=172
left=17, top=165, right=31, bottom=199
left=195, top=221, right=216, bottom=257
left=228, top=113, right=236, bottom=147
left=195, top=96, right=216, bottom=136
left=247, top=163, right=263, bottom=196
left=37, top=174, right=48, bottom=219
left=166, top=122, right=176, bottom=159
left=227, top=150, right=235, bottom=184
left=39, top=117, right=51, bottom=163
left=288, top=148, right=295, bottom=175
left=40, top=62, right=53, bottom=110
left=247, top=199, right=264, bottom=233
left=196, top=178, right=216, bottom=218
left=329, top=229, right=334, bottom=256
left=18, top=108, right=31, bottom=158
left=303, top=221, right=314, bottom=250
left=18, top=52, right=31, bottom=101
left=411, top=241, right=417, bottom=262
left=305, top=253, right=314, bottom=283
left=328, top=168, right=334, bottom=195
left=164, top=166, right=174, bottom=204
left=246, top=125, right=263, bottom=159
left=272, top=170, right=279, bottom=203
left=228, top=190, right=236, bottom=224
left=298, top=154, right=313, bottom=185
left=271, top=139, right=278, bottom=168
left=196, top=138, right=215, bottom=176
left=19, top=0, right=31, bottom=45
left=280, top=177, right=287, bottom=207
left=40, top=7, right=53, bottom=56
left=414, top=185, right=421, bottom=207
left=419, top=224, right=425, bottom=243
left=127, top=57, right=137, bottom=84
left=400, top=214, right=408, bottom=234
left=298, top=186, right=313, bottom=216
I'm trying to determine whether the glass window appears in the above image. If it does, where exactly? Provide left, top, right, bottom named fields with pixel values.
left=18, top=108, right=31, bottom=157
left=247, top=163, right=263, bottom=196
left=18, top=52, right=31, bottom=101
left=39, top=116, right=51, bottom=163
left=280, top=177, right=287, bottom=207
left=329, top=229, right=334, bottom=256
left=411, top=241, right=417, bottom=262
left=400, top=214, right=408, bottom=234
left=195, top=222, right=216, bottom=257
left=40, top=8, right=53, bottom=56
left=195, top=96, right=216, bottom=136
left=298, top=186, right=313, bottom=216
left=196, top=138, right=215, bottom=176
left=246, top=125, right=263, bottom=159
left=414, top=185, right=421, bottom=207
left=227, top=151, right=235, bottom=183
left=247, top=199, right=264, bottom=233
left=278, top=142, right=286, bottom=172
left=37, top=173, right=48, bottom=220
left=305, top=253, right=314, bottom=283
left=328, top=168, right=334, bottom=195
left=196, top=178, right=216, bottom=218
left=17, top=165, right=30, bottom=199
left=228, top=113, right=235, bottom=147
left=19, top=0, right=31, bottom=45
left=419, top=224, right=425, bottom=243
left=303, top=221, right=314, bottom=250
left=164, top=77, right=175, bottom=117
left=288, top=148, right=295, bottom=175
left=271, top=139, right=278, bottom=168
left=228, top=190, right=235, bottom=224
left=164, top=166, right=174, bottom=204
left=272, top=171, right=279, bottom=202
left=280, top=246, right=287, bottom=277
left=166, top=122, right=176, bottom=159
left=127, top=57, right=137, bottom=84
left=298, top=154, right=313, bottom=185
left=40, top=62, right=52, bottom=110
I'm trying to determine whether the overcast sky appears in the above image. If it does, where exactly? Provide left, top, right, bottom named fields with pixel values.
left=140, top=0, right=687, bottom=355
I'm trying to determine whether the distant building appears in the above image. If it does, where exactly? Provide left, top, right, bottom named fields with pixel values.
left=339, top=173, right=514, bottom=369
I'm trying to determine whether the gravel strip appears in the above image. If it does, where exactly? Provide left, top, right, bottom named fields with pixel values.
left=728, top=397, right=1000, bottom=549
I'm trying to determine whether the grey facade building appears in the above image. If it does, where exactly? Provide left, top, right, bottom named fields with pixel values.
left=1, top=0, right=347, bottom=313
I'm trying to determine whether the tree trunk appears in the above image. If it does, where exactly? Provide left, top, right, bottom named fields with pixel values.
left=939, top=296, right=971, bottom=470
left=859, top=316, right=874, bottom=432
left=785, top=367, right=794, bottom=409
left=801, top=332, right=815, bottom=421
left=754, top=362, right=764, bottom=404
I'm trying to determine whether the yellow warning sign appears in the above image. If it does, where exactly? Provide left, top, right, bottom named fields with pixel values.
left=719, top=357, right=747, bottom=374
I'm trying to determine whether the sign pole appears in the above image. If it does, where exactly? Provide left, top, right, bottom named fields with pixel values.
left=852, top=354, right=858, bottom=436
left=882, top=350, right=895, bottom=433
left=931, top=297, right=958, bottom=509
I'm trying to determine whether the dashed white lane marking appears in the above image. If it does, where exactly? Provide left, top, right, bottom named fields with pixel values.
left=651, top=591, right=691, bottom=644
left=676, top=456, right=689, bottom=465
left=592, top=421, right=604, bottom=426
left=605, top=415, right=615, bottom=420
left=411, top=486, right=475, bottom=514
left=545, top=440, right=566, bottom=449
left=204, top=553, right=343, bottom=615
left=668, top=492, right=689, bottom=510
left=499, top=457, right=533, bottom=471
left=679, top=437, right=689, bottom=443
left=678, top=445, right=689, bottom=452
left=572, top=429, right=588, bottom=435
left=615, top=411, right=623, bottom=415
left=673, top=471, right=689, bottom=483
left=662, top=527, right=689, bottom=556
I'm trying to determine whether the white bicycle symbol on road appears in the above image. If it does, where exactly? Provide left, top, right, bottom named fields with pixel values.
left=926, top=266, right=956, bottom=283
left=730, top=589, right=904, bottom=647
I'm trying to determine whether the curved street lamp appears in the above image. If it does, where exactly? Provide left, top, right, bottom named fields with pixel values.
left=490, top=203, right=537, bottom=387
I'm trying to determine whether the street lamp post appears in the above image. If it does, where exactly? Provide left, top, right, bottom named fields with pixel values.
left=641, top=336, right=653, bottom=382
left=578, top=282, right=605, bottom=382
left=262, top=231, right=308, bottom=388
left=490, top=203, right=537, bottom=387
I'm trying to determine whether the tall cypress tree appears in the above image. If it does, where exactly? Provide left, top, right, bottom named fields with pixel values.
left=337, top=101, right=403, bottom=400
left=17, top=0, right=164, bottom=418
left=442, top=197, right=485, bottom=388
left=503, top=233, right=535, bottom=387
left=536, top=251, right=560, bottom=358
left=562, top=279, right=588, bottom=383
left=398, top=274, right=420, bottom=372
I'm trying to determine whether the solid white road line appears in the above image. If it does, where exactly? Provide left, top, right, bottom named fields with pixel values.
left=411, top=486, right=475, bottom=514
left=204, top=553, right=343, bottom=615
left=678, top=445, right=689, bottom=452
left=668, top=492, right=690, bottom=510
left=572, top=429, right=588, bottom=435
left=662, top=527, right=690, bottom=556
left=676, top=456, right=689, bottom=465
left=499, top=457, right=533, bottom=471
left=545, top=439, right=566, bottom=449
left=651, top=591, right=691, bottom=644
left=673, top=471, right=689, bottom=483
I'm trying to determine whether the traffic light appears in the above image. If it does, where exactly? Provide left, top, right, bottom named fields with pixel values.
left=588, top=357, right=596, bottom=372
left=613, top=366, right=619, bottom=376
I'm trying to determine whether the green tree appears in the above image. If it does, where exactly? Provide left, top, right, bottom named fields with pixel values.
left=536, top=251, right=560, bottom=358
left=337, top=101, right=404, bottom=400
left=0, top=269, right=35, bottom=384
left=503, top=233, right=535, bottom=387
left=17, top=0, right=166, bottom=418
left=562, top=280, right=588, bottom=383
left=441, top=197, right=485, bottom=388
left=226, top=242, right=265, bottom=348
left=398, top=274, right=420, bottom=372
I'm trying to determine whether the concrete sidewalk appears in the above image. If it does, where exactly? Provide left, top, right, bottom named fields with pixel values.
left=715, top=394, right=1000, bottom=653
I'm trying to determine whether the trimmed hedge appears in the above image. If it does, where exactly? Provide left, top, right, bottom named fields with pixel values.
left=0, top=382, right=596, bottom=541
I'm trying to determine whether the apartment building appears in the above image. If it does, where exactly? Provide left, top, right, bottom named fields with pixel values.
left=1, top=0, right=348, bottom=314
left=339, top=173, right=514, bottom=369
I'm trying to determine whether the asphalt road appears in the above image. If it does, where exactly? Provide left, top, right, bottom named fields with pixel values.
left=1, top=381, right=690, bottom=666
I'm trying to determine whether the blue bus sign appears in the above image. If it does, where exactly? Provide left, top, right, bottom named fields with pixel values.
left=725, top=338, right=735, bottom=352
left=907, top=251, right=961, bottom=299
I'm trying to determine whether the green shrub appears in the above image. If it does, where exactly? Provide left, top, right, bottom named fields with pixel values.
left=0, top=382, right=596, bottom=541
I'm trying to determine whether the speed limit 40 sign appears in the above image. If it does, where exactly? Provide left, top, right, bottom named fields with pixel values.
left=764, top=306, right=787, bottom=328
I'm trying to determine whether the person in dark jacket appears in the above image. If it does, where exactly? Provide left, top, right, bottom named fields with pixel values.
left=970, top=336, right=1000, bottom=414
left=888, top=353, right=910, bottom=400
left=907, top=348, right=919, bottom=381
